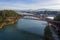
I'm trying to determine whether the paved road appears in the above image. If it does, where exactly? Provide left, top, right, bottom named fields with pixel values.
left=49, top=25, right=59, bottom=40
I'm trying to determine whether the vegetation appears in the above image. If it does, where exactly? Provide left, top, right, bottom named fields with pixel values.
left=54, top=14, right=60, bottom=39
left=44, top=14, right=60, bottom=40
left=0, top=10, right=21, bottom=29
left=0, top=16, right=3, bottom=22
left=0, top=10, right=19, bottom=22
left=0, top=10, right=19, bottom=17
left=54, top=14, right=60, bottom=21
left=44, top=26, right=54, bottom=40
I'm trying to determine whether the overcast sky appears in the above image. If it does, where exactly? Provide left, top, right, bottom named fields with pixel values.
left=0, top=0, right=60, bottom=10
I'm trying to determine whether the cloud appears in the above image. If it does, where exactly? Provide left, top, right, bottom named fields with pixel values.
left=0, top=0, right=60, bottom=10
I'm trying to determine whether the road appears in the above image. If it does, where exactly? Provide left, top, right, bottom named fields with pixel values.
left=49, top=25, right=59, bottom=40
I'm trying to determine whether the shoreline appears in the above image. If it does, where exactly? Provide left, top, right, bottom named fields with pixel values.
left=0, top=18, right=18, bottom=29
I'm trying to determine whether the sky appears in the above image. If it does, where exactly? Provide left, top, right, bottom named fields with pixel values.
left=0, top=0, right=60, bottom=10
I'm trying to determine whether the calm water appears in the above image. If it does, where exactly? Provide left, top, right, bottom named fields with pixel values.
left=0, top=19, right=47, bottom=40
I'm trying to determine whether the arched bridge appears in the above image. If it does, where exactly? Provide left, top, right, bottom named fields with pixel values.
left=6, top=13, right=60, bottom=30
left=19, top=14, right=60, bottom=30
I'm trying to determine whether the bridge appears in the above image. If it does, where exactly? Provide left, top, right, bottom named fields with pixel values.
left=18, top=13, right=60, bottom=30
left=19, top=14, right=60, bottom=30
left=6, top=13, right=60, bottom=40
left=6, top=13, right=60, bottom=30
left=20, top=14, right=60, bottom=40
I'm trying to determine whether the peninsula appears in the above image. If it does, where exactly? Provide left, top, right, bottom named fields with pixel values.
left=0, top=10, right=23, bottom=29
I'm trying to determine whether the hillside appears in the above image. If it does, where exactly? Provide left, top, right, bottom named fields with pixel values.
left=0, top=10, right=19, bottom=22
left=0, top=10, right=21, bottom=29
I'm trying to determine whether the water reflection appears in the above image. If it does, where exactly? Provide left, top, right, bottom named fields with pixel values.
left=0, top=19, right=47, bottom=40
left=17, top=19, right=47, bottom=36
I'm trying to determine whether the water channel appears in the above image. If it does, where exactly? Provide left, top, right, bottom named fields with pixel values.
left=0, top=17, right=48, bottom=40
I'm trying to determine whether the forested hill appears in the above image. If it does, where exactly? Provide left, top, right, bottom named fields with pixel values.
left=0, top=10, right=19, bottom=22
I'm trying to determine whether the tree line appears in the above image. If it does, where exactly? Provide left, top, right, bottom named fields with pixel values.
left=0, top=10, right=19, bottom=22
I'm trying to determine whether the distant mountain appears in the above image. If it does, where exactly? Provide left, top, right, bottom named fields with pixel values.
left=35, top=8, right=60, bottom=11
left=15, top=9, right=60, bottom=15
